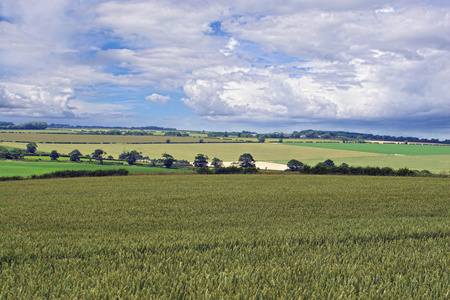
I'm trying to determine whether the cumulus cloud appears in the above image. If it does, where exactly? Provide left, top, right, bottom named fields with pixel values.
left=0, top=83, right=75, bottom=118
left=0, top=0, right=449, bottom=137
left=145, top=94, right=170, bottom=104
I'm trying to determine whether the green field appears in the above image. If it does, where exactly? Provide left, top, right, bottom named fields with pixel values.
left=2, top=131, right=450, bottom=174
left=1, top=175, right=449, bottom=298
left=3, top=141, right=449, bottom=173
left=289, top=142, right=450, bottom=155
left=0, top=160, right=189, bottom=177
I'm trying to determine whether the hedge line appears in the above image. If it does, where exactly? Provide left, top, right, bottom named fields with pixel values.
left=196, top=166, right=259, bottom=174
left=0, top=169, right=129, bottom=181
left=298, top=165, right=416, bottom=176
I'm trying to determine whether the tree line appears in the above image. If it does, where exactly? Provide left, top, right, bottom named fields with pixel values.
left=0, top=121, right=48, bottom=130
left=287, top=159, right=422, bottom=176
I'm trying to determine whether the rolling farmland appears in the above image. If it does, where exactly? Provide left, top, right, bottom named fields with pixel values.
left=2, top=139, right=449, bottom=173
left=1, top=175, right=449, bottom=298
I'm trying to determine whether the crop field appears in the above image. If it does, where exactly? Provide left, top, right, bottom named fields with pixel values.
left=0, top=132, right=221, bottom=144
left=2, top=131, right=449, bottom=173
left=1, top=175, right=449, bottom=298
left=0, top=161, right=189, bottom=177
left=1, top=141, right=383, bottom=161
left=3, top=141, right=449, bottom=173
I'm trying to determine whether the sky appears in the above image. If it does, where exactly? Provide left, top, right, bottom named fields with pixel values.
left=0, top=0, right=449, bottom=139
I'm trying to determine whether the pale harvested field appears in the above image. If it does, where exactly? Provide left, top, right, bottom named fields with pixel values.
left=1, top=141, right=383, bottom=162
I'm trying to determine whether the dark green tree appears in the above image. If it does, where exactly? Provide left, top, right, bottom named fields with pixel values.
left=69, top=149, right=82, bottom=162
left=49, top=150, right=60, bottom=161
left=324, top=159, right=335, bottom=167
left=10, top=148, right=25, bottom=159
left=119, top=150, right=142, bottom=165
left=211, top=157, right=224, bottom=168
left=258, top=136, right=266, bottom=143
left=0, top=146, right=12, bottom=159
left=162, top=153, right=175, bottom=168
left=92, top=149, right=106, bottom=164
left=193, top=154, right=209, bottom=168
left=238, top=153, right=255, bottom=168
left=26, top=142, right=38, bottom=153
left=287, top=159, right=304, bottom=171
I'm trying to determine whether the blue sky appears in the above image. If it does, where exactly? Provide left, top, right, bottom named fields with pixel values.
left=0, top=0, right=449, bottom=139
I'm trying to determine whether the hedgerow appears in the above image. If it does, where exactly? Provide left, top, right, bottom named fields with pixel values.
left=0, top=169, right=129, bottom=181
left=197, top=166, right=259, bottom=174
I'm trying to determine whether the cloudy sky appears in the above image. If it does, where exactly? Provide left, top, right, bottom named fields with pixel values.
left=1, top=0, right=449, bottom=138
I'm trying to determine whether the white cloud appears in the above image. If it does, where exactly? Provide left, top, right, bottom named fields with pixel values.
left=0, top=83, right=75, bottom=118
left=0, top=0, right=449, bottom=137
left=145, top=94, right=170, bottom=104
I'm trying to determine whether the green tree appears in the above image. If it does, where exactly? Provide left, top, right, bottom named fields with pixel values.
left=238, top=153, right=255, bottom=168
left=92, top=149, right=106, bottom=164
left=0, top=146, right=12, bottom=159
left=193, top=154, right=209, bottom=168
left=324, top=159, right=335, bottom=167
left=258, top=136, right=266, bottom=143
left=211, top=157, right=224, bottom=168
left=166, top=139, right=171, bottom=143
left=10, top=148, right=25, bottom=159
left=287, top=159, right=304, bottom=171
left=69, top=149, right=82, bottom=162
left=49, top=150, right=60, bottom=161
left=162, top=153, right=175, bottom=168
left=26, top=142, right=38, bottom=154
left=119, top=150, right=142, bottom=165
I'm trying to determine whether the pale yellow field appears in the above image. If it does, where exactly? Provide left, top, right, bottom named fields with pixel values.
left=1, top=141, right=382, bottom=161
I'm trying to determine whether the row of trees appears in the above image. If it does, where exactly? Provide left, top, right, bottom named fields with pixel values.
left=0, top=146, right=25, bottom=159
left=193, top=153, right=256, bottom=169
left=287, top=159, right=418, bottom=176
left=0, top=121, right=48, bottom=130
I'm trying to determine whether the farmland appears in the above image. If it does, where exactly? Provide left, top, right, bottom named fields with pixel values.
left=2, top=140, right=449, bottom=173
left=1, top=175, right=449, bottom=298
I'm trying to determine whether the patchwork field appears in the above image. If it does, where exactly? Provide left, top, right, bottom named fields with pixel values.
left=3, top=140, right=449, bottom=173
left=1, top=175, right=449, bottom=298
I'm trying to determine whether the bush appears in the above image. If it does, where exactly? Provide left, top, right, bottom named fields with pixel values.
left=214, top=166, right=243, bottom=174
left=196, top=167, right=213, bottom=174
left=0, top=176, right=25, bottom=181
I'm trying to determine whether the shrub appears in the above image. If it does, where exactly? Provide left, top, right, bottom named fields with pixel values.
left=196, top=167, right=213, bottom=174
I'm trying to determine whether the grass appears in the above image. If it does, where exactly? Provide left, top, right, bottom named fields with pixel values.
left=288, top=142, right=450, bottom=155
left=0, top=160, right=190, bottom=177
left=1, top=175, right=449, bottom=298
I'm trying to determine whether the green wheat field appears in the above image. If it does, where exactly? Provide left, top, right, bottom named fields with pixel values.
left=2, top=175, right=449, bottom=299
